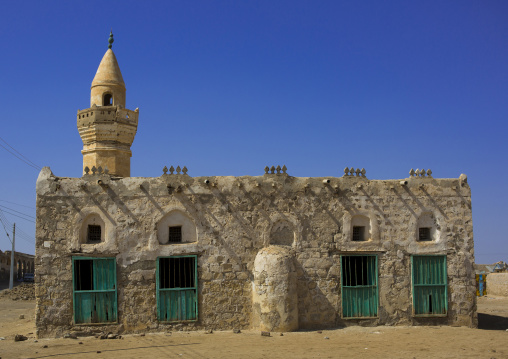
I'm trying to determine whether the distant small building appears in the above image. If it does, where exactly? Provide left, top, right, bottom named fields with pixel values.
left=0, top=250, right=34, bottom=280
left=475, top=261, right=507, bottom=274
left=493, top=261, right=507, bottom=273
left=35, top=34, right=477, bottom=338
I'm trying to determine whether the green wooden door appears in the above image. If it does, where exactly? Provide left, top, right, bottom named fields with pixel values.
left=73, top=257, right=117, bottom=324
left=412, top=255, right=447, bottom=316
left=157, top=256, right=198, bottom=322
left=341, top=255, right=378, bottom=318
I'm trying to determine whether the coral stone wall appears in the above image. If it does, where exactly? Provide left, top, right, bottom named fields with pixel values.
left=35, top=167, right=476, bottom=338
left=486, top=273, right=508, bottom=297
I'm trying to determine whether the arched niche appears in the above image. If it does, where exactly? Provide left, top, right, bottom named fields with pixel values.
left=342, top=212, right=379, bottom=244
left=157, top=210, right=197, bottom=245
left=416, top=212, right=441, bottom=242
left=269, top=220, right=295, bottom=247
left=80, top=213, right=106, bottom=244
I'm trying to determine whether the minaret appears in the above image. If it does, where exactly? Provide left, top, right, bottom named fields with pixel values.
left=77, top=32, right=139, bottom=177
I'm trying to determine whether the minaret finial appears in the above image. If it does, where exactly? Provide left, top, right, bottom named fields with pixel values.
left=108, top=30, right=114, bottom=49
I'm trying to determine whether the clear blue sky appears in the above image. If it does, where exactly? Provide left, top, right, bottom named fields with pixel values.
left=0, top=1, right=506, bottom=264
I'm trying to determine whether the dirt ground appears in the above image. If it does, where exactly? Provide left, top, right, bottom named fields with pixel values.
left=1, top=296, right=507, bottom=359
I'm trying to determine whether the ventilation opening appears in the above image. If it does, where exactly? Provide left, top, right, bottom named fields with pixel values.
left=159, top=257, right=195, bottom=289
left=103, top=94, right=113, bottom=106
left=168, top=226, right=182, bottom=243
left=352, top=226, right=366, bottom=241
left=419, top=227, right=431, bottom=241
left=74, top=259, right=93, bottom=291
left=87, top=225, right=102, bottom=243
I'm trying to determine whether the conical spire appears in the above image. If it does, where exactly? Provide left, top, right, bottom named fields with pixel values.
left=91, top=49, right=125, bottom=88
left=90, top=32, right=126, bottom=107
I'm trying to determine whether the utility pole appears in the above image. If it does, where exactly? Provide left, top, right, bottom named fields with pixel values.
left=9, top=223, right=15, bottom=290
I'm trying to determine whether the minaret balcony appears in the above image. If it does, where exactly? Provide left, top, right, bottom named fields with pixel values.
left=77, top=106, right=139, bottom=146
left=77, top=106, right=138, bottom=127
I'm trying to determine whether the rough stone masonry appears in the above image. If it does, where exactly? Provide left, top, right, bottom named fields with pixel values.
left=35, top=166, right=476, bottom=337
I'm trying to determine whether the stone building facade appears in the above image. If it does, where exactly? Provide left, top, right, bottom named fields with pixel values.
left=35, top=35, right=477, bottom=338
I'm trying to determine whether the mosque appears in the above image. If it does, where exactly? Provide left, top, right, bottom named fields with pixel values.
left=35, top=33, right=476, bottom=338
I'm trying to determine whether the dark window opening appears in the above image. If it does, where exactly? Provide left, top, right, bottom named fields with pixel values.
left=74, top=259, right=93, bottom=291
left=103, top=94, right=112, bottom=106
left=87, top=225, right=101, bottom=243
left=341, top=255, right=376, bottom=286
left=352, top=226, right=365, bottom=241
left=419, top=227, right=431, bottom=241
left=159, top=257, right=195, bottom=289
left=168, top=226, right=182, bottom=243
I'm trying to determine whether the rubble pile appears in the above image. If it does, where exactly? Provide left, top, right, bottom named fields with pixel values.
left=0, top=283, right=35, bottom=300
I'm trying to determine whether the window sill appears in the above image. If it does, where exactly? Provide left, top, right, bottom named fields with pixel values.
left=74, top=321, right=119, bottom=326
left=158, top=319, right=198, bottom=324
left=159, top=241, right=198, bottom=245
left=341, top=316, right=379, bottom=320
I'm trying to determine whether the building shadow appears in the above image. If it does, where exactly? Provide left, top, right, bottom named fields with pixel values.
left=293, top=259, right=338, bottom=329
left=478, top=313, right=508, bottom=330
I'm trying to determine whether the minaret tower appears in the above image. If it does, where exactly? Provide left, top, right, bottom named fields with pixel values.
left=77, top=32, right=139, bottom=177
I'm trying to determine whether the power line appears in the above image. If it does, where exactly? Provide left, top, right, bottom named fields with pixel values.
left=0, top=205, right=35, bottom=219
left=0, top=208, right=35, bottom=223
left=0, top=200, right=35, bottom=210
left=0, top=212, right=11, bottom=240
left=0, top=210, right=35, bottom=245
left=0, top=136, right=41, bottom=171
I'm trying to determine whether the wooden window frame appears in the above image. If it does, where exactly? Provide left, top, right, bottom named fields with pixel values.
left=340, top=254, right=378, bottom=319
left=72, top=257, right=118, bottom=325
left=411, top=255, right=448, bottom=317
left=156, top=255, right=198, bottom=323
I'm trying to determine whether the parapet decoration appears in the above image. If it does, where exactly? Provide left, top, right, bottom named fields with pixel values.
left=264, top=165, right=288, bottom=175
left=84, top=166, right=109, bottom=175
left=343, top=167, right=366, bottom=178
left=162, top=166, right=188, bottom=175
left=409, top=168, right=433, bottom=177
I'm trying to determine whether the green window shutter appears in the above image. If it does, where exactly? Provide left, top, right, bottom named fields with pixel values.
left=72, top=257, right=117, bottom=324
left=341, top=255, right=378, bottom=318
left=412, top=255, right=447, bottom=316
left=156, top=255, right=198, bottom=322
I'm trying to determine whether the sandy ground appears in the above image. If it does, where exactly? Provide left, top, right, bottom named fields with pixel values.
left=1, top=296, right=507, bottom=359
